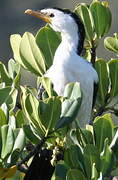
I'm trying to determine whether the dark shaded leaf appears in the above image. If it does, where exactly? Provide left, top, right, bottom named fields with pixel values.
left=93, top=114, right=114, bottom=152
left=83, top=144, right=100, bottom=179
left=64, top=145, right=85, bottom=174
left=100, top=138, right=114, bottom=176
left=66, top=169, right=86, bottom=180
left=108, top=59, right=118, bottom=98
left=95, top=59, right=109, bottom=106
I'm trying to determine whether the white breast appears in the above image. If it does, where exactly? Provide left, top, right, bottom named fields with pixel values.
left=45, top=40, right=98, bottom=128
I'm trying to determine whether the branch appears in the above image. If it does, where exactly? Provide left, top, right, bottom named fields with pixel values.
left=17, top=136, right=48, bottom=171
left=90, top=41, right=97, bottom=66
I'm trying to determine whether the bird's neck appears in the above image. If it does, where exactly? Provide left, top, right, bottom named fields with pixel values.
left=61, top=30, right=79, bottom=52
left=53, top=30, right=81, bottom=65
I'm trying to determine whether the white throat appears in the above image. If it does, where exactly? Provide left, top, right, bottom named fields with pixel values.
left=53, top=27, right=79, bottom=65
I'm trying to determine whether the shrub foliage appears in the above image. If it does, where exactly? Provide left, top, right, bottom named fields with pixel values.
left=0, top=0, right=118, bottom=179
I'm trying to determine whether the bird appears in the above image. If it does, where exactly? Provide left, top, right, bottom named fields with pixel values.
left=25, top=8, right=99, bottom=128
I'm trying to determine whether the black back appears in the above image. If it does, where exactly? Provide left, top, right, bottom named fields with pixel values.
left=53, top=8, right=85, bottom=55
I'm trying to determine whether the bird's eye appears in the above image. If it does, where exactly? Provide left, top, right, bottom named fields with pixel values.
left=50, top=13, right=54, bottom=17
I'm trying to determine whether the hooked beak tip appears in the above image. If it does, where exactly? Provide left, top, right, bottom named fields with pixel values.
left=24, top=9, right=52, bottom=24
left=24, top=9, right=32, bottom=15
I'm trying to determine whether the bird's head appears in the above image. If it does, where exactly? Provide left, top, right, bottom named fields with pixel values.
left=25, top=8, right=84, bottom=34
left=25, top=8, right=85, bottom=55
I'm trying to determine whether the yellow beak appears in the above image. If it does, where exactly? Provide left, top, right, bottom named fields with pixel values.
left=25, top=9, right=52, bottom=23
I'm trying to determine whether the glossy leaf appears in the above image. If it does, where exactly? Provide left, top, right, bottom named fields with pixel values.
left=83, top=144, right=100, bottom=179
left=0, top=62, right=12, bottom=85
left=24, top=94, right=45, bottom=137
left=93, top=114, right=114, bottom=152
left=1, top=125, right=14, bottom=159
left=108, top=59, right=118, bottom=98
left=66, top=169, right=86, bottom=180
left=75, top=4, right=94, bottom=41
left=20, top=32, right=46, bottom=76
left=0, top=87, right=18, bottom=112
left=38, top=97, right=61, bottom=136
left=16, top=110, right=26, bottom=128
left=64, top=145, right=85, bottom=173
left=54, top=162, right=69, bottom=180
left=56, top=99, right=81, bottom=129
left=36, top=26, right=61, bottom=68
left=56, top=83, right=82, bottom=129
left=10, top=34, right=26, bottom=68
left=0, top=108, right=7, bottom=127
left=90, top=1, right=112, bottom=38
left=110, top=130, right=118, bottom=154
left=23, top=125, right=39, bottom=144
left=104, top=34, right=118, bottom=54
left=8, top=59, right=21, bottom=87
left=25, top=93, right=61, bottom=137
left=12, top=128, right=25, bottom=152
left=91, top=163, right=98, bottom=180
left=64, top=82, right=81, bottom=100
left=39, top=77, right=53, bottom=97
left=106, top=95, right=118, bottom=109
left=95, top=59, right=109, bottom=106
left=100, top=138, right=113, bottom=176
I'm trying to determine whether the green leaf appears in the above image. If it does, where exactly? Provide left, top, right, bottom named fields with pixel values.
left=93, top=114, right=114, bottom=152
left=56, top=99, right=81, bottom=129
left=36, top=26, right=61, bottom=68
left=56, top=83, right=82, bottom=129
left=25, top=93, right=61, bottom=137
left=0, top=108, right=7, bottom=127
left=54, top=162, right=69, bottom=180
left=10, top=34, right=26, bottom=68
left=108, top=59, right=118, bottom=98
left=20, top=32, right=46, bottom=76
left=75, top=4, right=94, bottom=41
left=66, top=169, right=86, bottom=180
left=1, top=125, right=14, bottom=159
left=25, top=94, right=45, bottom=137
left=83, top=144, right=100, bottom=179
left=0, top=62, right=12, bottom=85
left=8, top=59, right=21, bottom=87
left=91, top=163, right=98, bottom=180
left=23, top=125, right=39, bottom=144
left=104, top=35, right=118, bottom=54
left=90, top=1, right=112, bottom=38
left=16, top=110, right=26, bottom=128
left=38, top=97, right=62, bottom=136
left=100, top=138, right=113, bottom=176
left=0, top=87, right=18, bottom=112
left=106, top=95, right=118, bottom=109
left=95, top=59, right=109, bottom=106
left=64, top=82, right=81, bottom=100
left=110, top=130, right=118, bottom=155
left=12, top=128, right=25, bottom=152
left=64, top=145, right=85, bottom=173
left=10, top=149, right=21, bottom=165
left=70, top=128, right=93, bottom=147
left=39, top=77, right=53, bottom=97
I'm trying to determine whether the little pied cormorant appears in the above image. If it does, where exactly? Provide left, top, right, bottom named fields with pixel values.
left=25, top=8, right=99, bottom=128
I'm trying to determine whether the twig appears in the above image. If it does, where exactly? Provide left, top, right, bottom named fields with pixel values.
left=17, top=136, right=48, bottom=171
left=90, top=41, right=97, bottom=66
